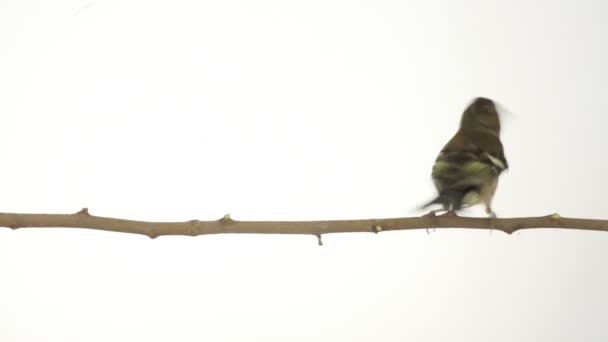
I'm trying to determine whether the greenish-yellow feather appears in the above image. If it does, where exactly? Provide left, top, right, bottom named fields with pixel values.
left=463, top=161, right=490, bottom=174
left=462, top=191, right=480, bottom=205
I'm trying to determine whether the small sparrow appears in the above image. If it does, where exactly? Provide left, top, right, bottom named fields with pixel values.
left=423, top=97, right=508, bottom=217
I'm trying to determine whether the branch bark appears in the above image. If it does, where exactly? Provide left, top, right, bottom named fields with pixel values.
left=1, top=208, right=607, bottom=241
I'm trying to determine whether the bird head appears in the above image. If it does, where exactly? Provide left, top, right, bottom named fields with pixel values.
left=460, top=97, right=501, bottom=135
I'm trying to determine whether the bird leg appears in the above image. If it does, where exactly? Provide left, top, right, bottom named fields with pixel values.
left=486, top=206, right=496, bottom=232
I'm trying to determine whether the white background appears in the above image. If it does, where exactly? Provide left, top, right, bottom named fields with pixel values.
left=1, top=0, right=608, bottom=341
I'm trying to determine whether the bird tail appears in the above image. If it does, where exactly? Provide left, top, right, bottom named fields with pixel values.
left=419, top=196, right=444, bottom=210
left=420, top=189, right=471, bottom=212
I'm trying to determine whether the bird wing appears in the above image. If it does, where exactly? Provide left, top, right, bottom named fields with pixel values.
left=441, top=128, right=508, bottom=171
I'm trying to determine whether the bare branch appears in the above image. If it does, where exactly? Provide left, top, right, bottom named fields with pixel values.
left=1, top=209, right=607, bottom=240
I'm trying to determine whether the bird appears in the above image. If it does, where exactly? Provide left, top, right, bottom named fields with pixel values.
left=422, top=97, right=508, bottom=217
